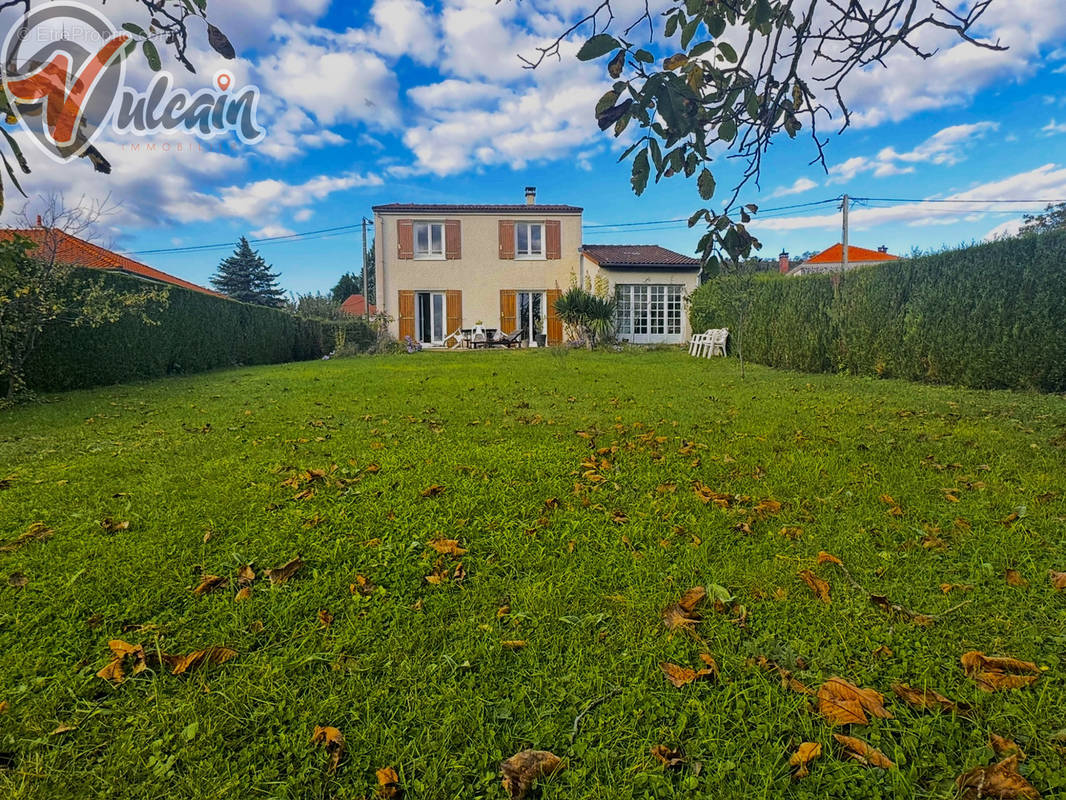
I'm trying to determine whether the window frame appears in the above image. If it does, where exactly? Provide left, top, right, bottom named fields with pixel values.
left=413, top=221, right=446, bottom=260
left=514, top=221, right=545, bottom=260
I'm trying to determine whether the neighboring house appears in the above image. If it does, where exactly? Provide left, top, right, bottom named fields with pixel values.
left=372, top=188, right=700, bottom=347
left=339, top=294, right=377, bottom=316
left=784, top=243, right=900, bottom=276
left=0, top=226, right=221, bottom=296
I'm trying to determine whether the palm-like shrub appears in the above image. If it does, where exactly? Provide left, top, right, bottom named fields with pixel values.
left=553, top=287, right=616, bottom=348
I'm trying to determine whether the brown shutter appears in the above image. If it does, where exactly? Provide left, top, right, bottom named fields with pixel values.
left=545, top=220, right=562, bottom=260
left=397, top=220, right=414, bottom=260
left=445, top=220, right=461, bottom=259
left=398, top=290, right=415, bottom=340
left=446, top=289, right=462, bottom=334
left=498, top=220, right=515, bottom=260
left=546, top=289, right=563, bottom=345
left=499, top=290, right=516, bottom=333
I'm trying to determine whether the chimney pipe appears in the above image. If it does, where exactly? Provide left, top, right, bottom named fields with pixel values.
left=524, top=186, right=536, bottom=205
left=36, top=214, right=43, bottom=228
left=877, top=245, right=888, bottom=253
left=779, top=250, right=790, bottom=274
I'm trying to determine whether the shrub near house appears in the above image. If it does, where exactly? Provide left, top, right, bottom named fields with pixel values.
left=689, top=230, right=1066, bottom=392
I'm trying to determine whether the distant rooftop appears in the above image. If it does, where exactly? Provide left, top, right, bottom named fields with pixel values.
left=582, top=244, right=700, bottom=270
left=372, top=203, right=583, bottom=215
left=806, top=243, right=900, bottom=264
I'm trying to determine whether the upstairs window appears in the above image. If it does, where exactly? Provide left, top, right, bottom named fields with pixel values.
left=414, top=222, right=444, bottom=259
left=515, top=222, right=544, bottom=259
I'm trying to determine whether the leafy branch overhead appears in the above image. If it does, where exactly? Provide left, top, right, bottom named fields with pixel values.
left=0, top=0, right=235, bottom=212
left=532, top=0, right=1004, bottom=272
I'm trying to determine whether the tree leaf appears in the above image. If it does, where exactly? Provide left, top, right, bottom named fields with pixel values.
left=697, top=168, right=716, bottom=200
left=264, top=557, right=304, bottom=584
left=833, top=734, right=895, bottom=768
left=142, top=40, right=162, bottom=72
left=961, top=651, right=1040, bottom=692
left=311, top=726, right=345, bottom=773
left=956, top=755, right=1040, bottom=799
left=817, top=678, right=892, bottom=725
left=631, top=149, right=650, bottom=195
left=207, top=23, right=236, bottom=59
left=500, top=750, right=565, bottom=800
left=577, top=34, right=620, bottom=61
left=798, top=570, right=830, bottom=603
left=789, top=742, right=821, bottom=778
left=890, top=683, right=966, bottom=712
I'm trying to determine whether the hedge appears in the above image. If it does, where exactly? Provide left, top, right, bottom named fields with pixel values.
left=21, top=269, right=340, bottom=393
left=689, top=230, right=1066, bottom=392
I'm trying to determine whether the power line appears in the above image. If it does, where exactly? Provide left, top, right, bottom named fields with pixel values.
left=855, top=196, right=1066, bottom=205
left=125, top=221, right=375, bottom=257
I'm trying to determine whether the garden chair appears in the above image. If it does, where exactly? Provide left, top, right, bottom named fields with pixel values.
left=689, top=330, right=710, bottom=356
left=491, top=329, right=525, bottom=349
left=706, top=329, right=729, bottom=357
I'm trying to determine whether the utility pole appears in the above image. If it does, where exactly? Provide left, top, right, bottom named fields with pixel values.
left=841, top=194, right=850, bottom=271
left=361, top=217, right=369, bottom=320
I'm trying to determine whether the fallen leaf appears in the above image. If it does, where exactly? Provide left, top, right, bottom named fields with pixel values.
left=427, top=538, right=466, bottom=556
left=956, top=755, right=1039, bottom=800
left=96, top=640, right=147, bottom=684
left=501, top=640, right=528, bottom=650
left=650, top=744, right=685, bottom=769
left=871, top=646, right=894, bottom=659
left=891, top=683, right=966, bottom=712
left=661, top=586, right=706, bottom=632
left=193, top=574, right=229, bottom=596
left=8, top=572, right=28, bottom=589
left=879, top=494, right=895, bottom=505
left=659, top=656, right=716, bottom=688
left=164, top=646, right=237, bottom=676
left=351, top=575, right=376, bottom=596
left=780, top=526, right=803, bottom=540
left=376, top=765, right=403, bottom=798
left=237, top=565, right=256, bottom=586
left=500, top=750, right=564, bottom=800
left=999, top=512, right=1020, bottom=526
left=990, top=733, right=1026, bottom=760
left=311, top=726, right=345, bottom=773
left=754, top=499, right=782, bottom=517
left=0, top=522, right=54, bottom=553
left=817, top=678, right=893, bottom=725
left=798, top=570, right=831, bottom=604
left=51, top=724, right=76, bottom=736
left=817, top=551, right=843, bottom=566
left=100, top=518, right=130, bottom=534
left=961, top=652, right=1040, bottom=692
left=420, top=484, right=446, bottom=498
left=940, top=583, right=974, bottom=593
left=1005, top=569, right=1029, bottom=587
left=1048, top=571, right=1065, bottom=592
left=318, top=609, right=334, bottom=628
left=234, top=587, right=251, bottom=602
left=264, top=557, right=304, bottom=584
left=789, top=742, right=821, bottom=778
left=833, top=734, right=894, bottom=768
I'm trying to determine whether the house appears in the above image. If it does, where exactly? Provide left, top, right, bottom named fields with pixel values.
left=372, top=188, right=701, bottom=346
left=339, top=294, right=377, bottom=316
left=783, top=243, right=900, bottom=276
left=0, top=226, right=221, bottom=296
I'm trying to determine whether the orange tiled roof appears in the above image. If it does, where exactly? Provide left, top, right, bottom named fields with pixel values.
left=806, top=243, right=900, bottom=264
left=339, top=294, right=376, bottom=316
left=0, top=228, right=223, bottom=297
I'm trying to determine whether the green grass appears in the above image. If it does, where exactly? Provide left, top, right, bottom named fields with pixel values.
left=0, top=349, right=1064, bottom=799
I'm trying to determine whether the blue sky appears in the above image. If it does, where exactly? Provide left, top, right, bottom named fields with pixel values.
left=3, top=0, right=1066, bottom=294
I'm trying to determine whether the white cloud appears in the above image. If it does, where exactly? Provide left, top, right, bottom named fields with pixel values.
left=250, top=224, right=298, bottom=238
left=984, top=218, right=1024, bottom=240
left=1042, top=119, right=1066, bottom=135
left=769, top=178, right=818, bottom=198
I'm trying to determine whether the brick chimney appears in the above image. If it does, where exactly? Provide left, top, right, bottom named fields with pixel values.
left=779, top=250, right=790, bottom=274
left=524, top=186, right=536, bottom=205
left=36, top=214, right=43, bottom=227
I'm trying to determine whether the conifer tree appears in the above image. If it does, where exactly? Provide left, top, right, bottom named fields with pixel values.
left=211, top=238, right=285, bottom=307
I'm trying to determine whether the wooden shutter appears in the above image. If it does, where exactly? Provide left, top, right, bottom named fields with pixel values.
left=446, top=290, right=462, bottom=334
left=397, top=220, right=414, bottom=260
left=545, top=220, right=562, bottom=260
left=445, top=220, right=461, bottom=259
left=499, top=290, right=517, bottom=333
left=398, top=290, right=415, bottom=340
left=498, top=220, right=515, bottom=260
left=546, top=289, right=563, bottom=345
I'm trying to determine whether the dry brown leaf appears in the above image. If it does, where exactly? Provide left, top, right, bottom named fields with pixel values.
left=650, top=744, right=685, bottom=769
left=659, top=656, right=716, bottom=688
left=164, top=646, right=237, bottom=676
left=662, top=586, right=706, bottom=632
left=879, top=494, right=895, bottom=505
left=817, top=678, right=893, bottom=725
left=789, top=742, right=821, bottom=778
left=427, top=538, right=467, bottom=556
left=234, top=587, right=251, bottom=603
left=501, top=640, right=528, bottom=650
left=798, top=570, right=831, bottom=604
left=780, top=526, right=803, bottom=540
left=956, top=755, right=1039, bottom=799
left=351, top=574, right=376, bottom=596
left=376, top=765, right=403, bottom=798
left=1048, top=571, right=1066, bottom=592
left=51, top=724, right=77, bottom=736
left=8, top=572, right=28, bottom=588
left=991, top=734, right=1026, bottom=760
left=961, top=651, right=1041, bottom=692
left=891, top=683, right=966, bottom=712
left=420, top=484, right=446, bottom=498
left=97, top=640, right=147, bottom=684
left=754, top=498, right=782, bottom=517
left=311, top=726, right=345, bottom=773
left=318, top=609, right=334, bottom=628
left=817, top=551, right=843, bottom=566
left=872, top=646, right=894, bottom=659
left=1005, top=569, right=1029, bottom=587
left=100, top=518, right=130, bottom=534
left=264, top=557, right=304, bottom=584
left=0, top=522, right=54, bottom=553
left=237, top=565, right=256, bottom=586
left=833, top=734, right=895, bottom=768
left=940, top=583, right=974, bottom=593
left=193, top=574, right=229, bottom=596
left=500, top=750, right=564, bottom=800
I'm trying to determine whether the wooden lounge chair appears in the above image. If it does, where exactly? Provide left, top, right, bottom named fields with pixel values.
left=491, top=329, right=525, bottom=348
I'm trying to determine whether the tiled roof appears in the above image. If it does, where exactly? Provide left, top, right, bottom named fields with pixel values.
left=339, top=294, right=377, bottom=316
left=806, top=243, right=900, bottom=264
left=372, top=203, right=583, bottom=214
left=0, top=228, right=223, bottom=297
left=582, top=244, right=701, bottom=269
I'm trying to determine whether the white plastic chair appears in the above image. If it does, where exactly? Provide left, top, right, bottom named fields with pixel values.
left=707, top=329, right=729, bottom=357
left=689, top=330, right=711, bottom=356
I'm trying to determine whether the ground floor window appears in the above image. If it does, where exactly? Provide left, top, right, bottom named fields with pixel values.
left=615, top=284, right=684, bottom=343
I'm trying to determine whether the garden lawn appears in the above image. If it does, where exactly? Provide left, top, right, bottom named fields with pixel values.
left=0, top=349, right=1064, bottom=799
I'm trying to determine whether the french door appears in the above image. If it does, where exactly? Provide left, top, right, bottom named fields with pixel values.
left=616, top=285, right=684, bottom=344
left=516, top=291, right=545, bottom=346
left=416, top=291, right=446, bottom=344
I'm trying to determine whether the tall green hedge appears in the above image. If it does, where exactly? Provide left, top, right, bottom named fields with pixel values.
left=22, top=269, right=332, bottom=392
left=689, top=231, right=1066, bottom=392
